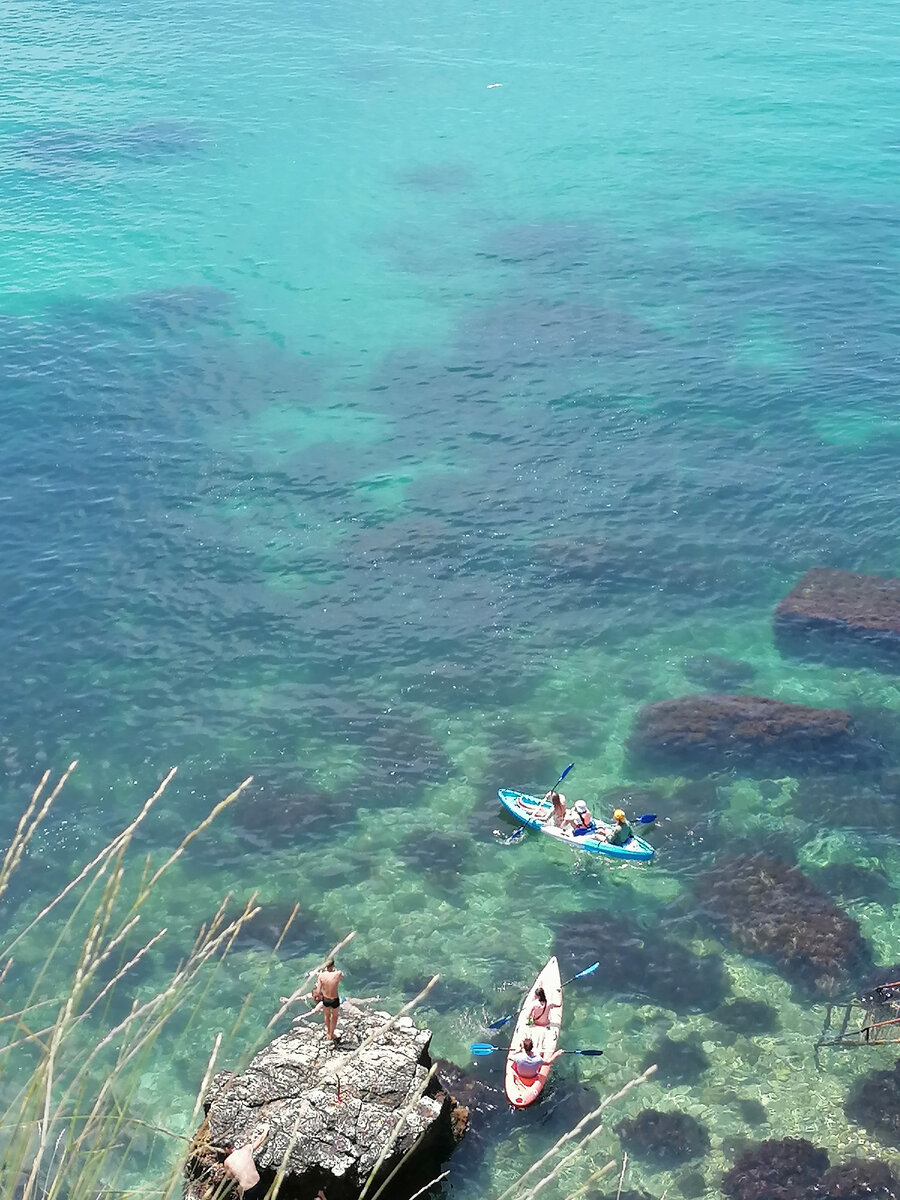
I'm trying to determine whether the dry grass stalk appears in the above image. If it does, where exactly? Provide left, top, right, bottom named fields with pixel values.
left=134, top=776, right=254, bottom=903
left=1, top=765, right=178, bottom=959
left=564, top=1160, right=618, bottom=1200
left=358, top=1063, right=438, bottom=1200
left=495, top=1064, right=657, bottom=1200
left=262, top=1109, right=309, bottom=1200
left=0, top=766, right=265, bottom=1200
left=157, top=1034, right=223, bottom=1200
left=615, top=1151, right=628, bottom=1200
left=522, top=1120, right=611, bottom=1200
left=0, top=763, right=74, bottom=906
left=407, top=1170, right=450, bottom=1200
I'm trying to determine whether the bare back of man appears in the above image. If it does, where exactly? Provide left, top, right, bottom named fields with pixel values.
left=316, top=960, right=344, bottom=1041
left=224, top=1123, right=269, bottom=1196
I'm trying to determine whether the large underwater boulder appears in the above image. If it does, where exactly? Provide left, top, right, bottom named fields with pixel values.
left=775, top=567, right=900, bottom=666
left=183, top=1005, right=466, bottom=1200
left=630, top=693, right=865, bottom=772
left=694, top=853, right=871, bottom=996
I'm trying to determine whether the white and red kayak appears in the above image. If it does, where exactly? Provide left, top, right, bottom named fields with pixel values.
left=504, top=956, right=563, bottom=1108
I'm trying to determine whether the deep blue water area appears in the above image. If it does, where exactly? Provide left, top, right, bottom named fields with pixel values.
left=2, top=0, right=900, bottom=1193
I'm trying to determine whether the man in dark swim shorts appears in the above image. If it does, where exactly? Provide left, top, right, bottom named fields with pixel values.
left=315, top=958, right=344, bottom=1041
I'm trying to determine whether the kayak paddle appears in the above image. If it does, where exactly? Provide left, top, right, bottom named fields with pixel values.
left=487, top=960, right=600, bottom=1031
left=496, top=762, right=574, bottom=847
left=471, top=1042, right=603, bottom=1057
left=562, top=960, right=600, bottom=988
left=635, top=813, right=657, bottom=824
left=492, top=827, right=526, bottom=846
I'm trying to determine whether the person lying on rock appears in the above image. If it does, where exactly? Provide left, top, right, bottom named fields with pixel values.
left=224, top=1122, right=269, bottom=1199
left=513, top=1036, right=564, bottom=1079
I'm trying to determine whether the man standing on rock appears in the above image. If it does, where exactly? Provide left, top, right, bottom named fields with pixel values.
left=314, top=958, right=343, bottom=1041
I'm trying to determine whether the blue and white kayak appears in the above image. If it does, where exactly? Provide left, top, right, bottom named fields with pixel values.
left=497, top=789, right=655, bottom=862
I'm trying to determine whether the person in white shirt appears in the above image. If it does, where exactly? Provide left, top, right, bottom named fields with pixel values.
left=513, top=1036, right=564, bottom=1079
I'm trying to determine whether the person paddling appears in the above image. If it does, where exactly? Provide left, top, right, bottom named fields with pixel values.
left=543, top=791, right=568, bottom=829
left=513, top=1036, right=564, bottom=1079
left=527, top=984, right=561, bottom=1052
left=528, top=985, right=561, bottom=1028
left=570, top=799, right=595, bottom=836
left=601, top=808, right=634, bottom=846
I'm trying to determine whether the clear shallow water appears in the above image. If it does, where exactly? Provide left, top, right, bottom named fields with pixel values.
left=2, top=0, right=900, bottom=1193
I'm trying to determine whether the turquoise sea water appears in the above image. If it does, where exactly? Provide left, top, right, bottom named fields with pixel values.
left=2, top=0, right=900, bottom=1194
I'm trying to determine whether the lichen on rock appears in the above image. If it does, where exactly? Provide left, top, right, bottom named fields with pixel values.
left=183, top=1004, right=466, bottom=1200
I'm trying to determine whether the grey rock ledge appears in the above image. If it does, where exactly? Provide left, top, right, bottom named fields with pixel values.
left=184, top=1004, right=467, bottom=1200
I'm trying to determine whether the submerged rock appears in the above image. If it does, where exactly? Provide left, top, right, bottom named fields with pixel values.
left=554, top=910, right=730, bottom=1013
left=815, top=861, right=895, bottom=907
left=711, top=997, right=780, bottom=1035
left=183, top=1005, right=466, bottom=1200
left=631, top=694, right=868, bottom=773
left=641, top=1034, right=710, bottom=1085
left=721, top=1137, right=829, bottom=1200
left=615, top=1108, right=710, bottom=1164
left=722, top=1136, right=900, bottom=1200
left=695, top=853, right=871, bottom=996
left=736, top=1098, right=768, bottom=1127
left=857, top=964, right=900, bottom=1007
left=775, top=567, right=900, bottom=665
left=818, top=1158, right=900, bottom=1199
left=683, top=654, right=755, bottom=691
left=844, top=1058, right=900, bottom=1148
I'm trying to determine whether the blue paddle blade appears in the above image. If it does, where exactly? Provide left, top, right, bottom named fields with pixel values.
left=577, top=961, right=600, bottom=979
left=559, top=762, right=575, bottom=782
left=635, top=813, right=657, bottom=824
left=487, top=1015, right=512, bottom=1031
left=470, top=1043, right=499, bottom=1056
left=492, top=828, right=526, bottom=846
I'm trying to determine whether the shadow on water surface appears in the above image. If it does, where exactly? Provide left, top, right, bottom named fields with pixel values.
left=16, top=120, right=205, bottom=169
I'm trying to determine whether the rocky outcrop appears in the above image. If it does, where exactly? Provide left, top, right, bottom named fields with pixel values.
left=630, top=694, right=866, bottom=772
left=183, top=1006, right=466, bottom=1200
left=775, top=567, right=900, bottom=665
left=694, top=853, right=871, bottom=996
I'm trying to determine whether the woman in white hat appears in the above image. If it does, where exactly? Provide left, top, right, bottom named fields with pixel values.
left=570, top=799, right=595, bottom=836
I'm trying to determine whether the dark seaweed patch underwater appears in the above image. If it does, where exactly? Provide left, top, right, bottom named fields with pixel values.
left=5, top=0, right=900, bottom=1191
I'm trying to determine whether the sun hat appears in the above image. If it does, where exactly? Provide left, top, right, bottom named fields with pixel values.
left=574, top=800, right=588, bottom=812
left=613, top=808, right=627, bottom=822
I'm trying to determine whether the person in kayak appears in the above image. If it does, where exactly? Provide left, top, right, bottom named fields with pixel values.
left=527, top=985, right=561, bottom=1049
left=513, top=1036, right=564, bottom=1079
left=601, top=808, right=634, bottom=846
left=528, top=985, right=561, bottom=1027
left=570, top=799, right=595, bottom=836
left=542, top=791, right=568, bottom=828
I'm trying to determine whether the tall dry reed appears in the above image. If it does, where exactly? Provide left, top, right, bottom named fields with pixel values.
left=0, top=766, right=657, bottom=1200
